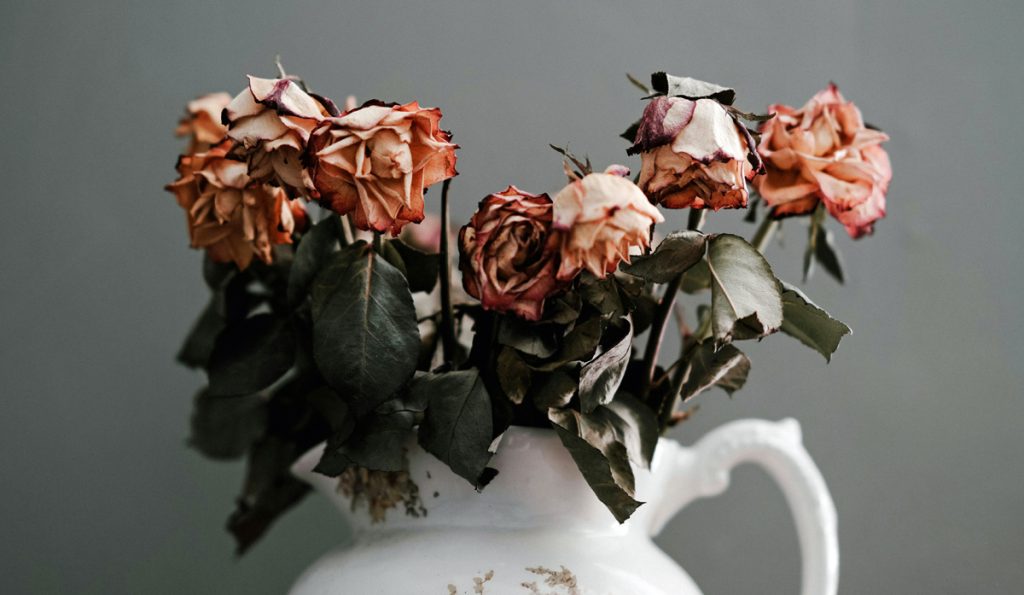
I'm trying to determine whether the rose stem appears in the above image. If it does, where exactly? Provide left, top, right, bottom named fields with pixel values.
left=751, top=216, right=779, bottom=254
left=438, top=178, right=457, bottom=365
left=338, top=214, right=354, bottom=245
left=372, top=231, right=383, bottom=254
left=640, top=209, right=706, bottom=409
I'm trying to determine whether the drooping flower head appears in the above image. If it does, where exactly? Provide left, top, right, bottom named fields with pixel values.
left=552, top=169, right=664, bottom=280
left=223, top=76, right=337, bottom=195
left=459, top=187, right=566, bottom=321
left=308, top=101, right=458, bottom=235
left=175, top=93, right=232, bottom=154
left=631, top=96, right=758, bottom=210
left=165, top=142, right=302, bottom=269
left=755, top=83, right=891, bottom=238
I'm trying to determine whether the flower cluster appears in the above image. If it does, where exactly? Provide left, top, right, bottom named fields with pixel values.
left=165, top=69, right=890, bottom=553
left=167, top=74, right=457, bottom=268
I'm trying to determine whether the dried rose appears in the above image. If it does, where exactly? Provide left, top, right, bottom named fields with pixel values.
left=309, top=101, right=458, bottom=235
left=223, top=76, right=337, bottom=195
left=458, top=186, right=565, bottom=321
left=631, top=96, right=757, bottom=210
left=175, top=93, right=231, bottom=153
left=552, top=170, right=664, bottom=280
left=755, top=84, right=891, bottom=238
left=165, top=142, right=299, bottom=269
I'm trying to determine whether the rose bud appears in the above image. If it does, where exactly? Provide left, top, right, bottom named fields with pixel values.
left=309, top=101, right=458, bottom=235
left=754, top=83, right=891, bottom=238
left=222, top=76, right=337, bottom=195
left=165, top=142, right=300, bottom=269
left=175, top=92, right=231, bottom=154
left=458, top=187, right=565, bottom=321
left=552, top=171, right=664, bottom=281
left=630, top=96, right=757, bottom=210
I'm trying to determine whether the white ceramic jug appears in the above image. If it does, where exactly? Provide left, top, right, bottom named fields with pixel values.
left=290, top=418, right=837, bottom=595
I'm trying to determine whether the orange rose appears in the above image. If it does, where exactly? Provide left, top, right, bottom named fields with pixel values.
left=755, top=84, right=891, bottom=238
left=458, top=187, right=565, bottom=321
left=632, top=96, right=757, bottom=210
left=175, top=93, right=231, bottom=153
left=223, top=76, right=336, bottom=195
left=552, top=170, right=664, bottom=280
left=165, top=142, right=299, bottom=269
left=309, top=101, right=458, bottom=235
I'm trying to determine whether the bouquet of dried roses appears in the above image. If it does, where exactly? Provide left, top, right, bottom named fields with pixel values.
left=166, top=67, right=891, bottom=552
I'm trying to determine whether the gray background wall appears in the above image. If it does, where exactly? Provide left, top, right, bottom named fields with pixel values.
left=2, top=0, right=1022, bottom=593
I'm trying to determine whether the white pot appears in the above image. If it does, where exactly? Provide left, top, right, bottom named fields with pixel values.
left=289, top=418, right=837, bottom=595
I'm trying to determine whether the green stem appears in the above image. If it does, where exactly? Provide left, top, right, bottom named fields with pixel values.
left=372, top=231, right=383, bottom=254
left=438, top=179, right=457, bottom=365
left=339, top=214, right=355, bottom=245
left=660, top=314, right=711, bottom=428
left=640, top=209, right=706, bottom=407
left=751, top=217, right=779, bottom=254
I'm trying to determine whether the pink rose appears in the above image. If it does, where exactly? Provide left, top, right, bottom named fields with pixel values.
left=165, top=142, right=300, bottom=269
left=175, top=92, right=231, bottom=153
left=223, top=76, right=336, bottom=195
left=632, top=96, right=757, bottom=210
left=458, top=186, right=565, bottom=321
left=755, top=84, right=892, bottom=238
left=309, top=101, right=458, bottom=235
left=552, top=171, right=664, bottom=280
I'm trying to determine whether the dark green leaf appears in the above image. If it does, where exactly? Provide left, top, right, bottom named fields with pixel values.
left=227, top=436, right=310, bottom=555
left=531, top=370, right=578, bottom=410
left=707, top=234, right=783, bottom=343
left=496, top=347, right=532, bottom=404
left=780, top=283, right=851, bottom=362
left=188, top=389, right=267, bottom=460
left=579, top=276, right=625, bottom=317
left=497, top=317, right=560, bottom=358
left=680, top=342, right=751, bottom=402
left=312, top=243, right=420, bottom=414
left=415, top=370, right=497, bottom=488
left=206, top=314, right=296, bottom=397
left=579, top=319, right=633, bottom=413
left=203, top=253, right=237, bottom=290
left=287, top=215, right=340, bottom=306
left=679, top=259, right=712, bottom=294
left=650, top=72, right=736, bottom=105
left=815, top=227, right=845, bottom=284
left=549, top=409, right=642, bottom=523
left=389, top=239, right=440, bottom=293
left=621, top=120, right=641, bottom=143
left=603, top=393, right=658, bottom=468
left=622, top=231, right=706, bottom=283
left=177, top=299, right=225, bottom=369
left=530, top=316, right=603, bottom=372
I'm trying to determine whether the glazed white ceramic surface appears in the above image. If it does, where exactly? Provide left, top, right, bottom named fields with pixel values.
left=289, top=418, right=837, bottom=595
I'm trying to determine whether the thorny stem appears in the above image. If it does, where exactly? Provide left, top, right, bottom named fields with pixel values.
left=438, top=179, right=457, bottom=365
left=751, top=216, right=779, bottom=254
left=640, top=209, right=706, bottom=408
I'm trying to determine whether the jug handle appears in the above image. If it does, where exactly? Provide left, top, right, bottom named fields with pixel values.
left=650, top=418, right=838, bottom=595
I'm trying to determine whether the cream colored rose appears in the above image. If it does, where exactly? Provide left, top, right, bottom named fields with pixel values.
left=632, top=96, right=756, bottom=211
left=223, top=76, right=335, bottom=195
left=175, top=92, right=231, bottom=154
left=552, top=171, right=664, bottom=280
left=165, top=142, right=299, bottom=269
left=309, top=101, right=458, bottom=235
left=755, top=84, right=891, bottom=238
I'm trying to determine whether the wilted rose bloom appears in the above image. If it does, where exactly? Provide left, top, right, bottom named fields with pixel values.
left=755, top=84, right=891, bottom=238
left=632, top=96, right=757, bottom=211
left=175, top=93, right=231, bottom=153
left=458, top=187, right=565, bottom=321
left=223, top=76, right=336, bottom=195
left=165, top=142, right=300, bottom=269
left=552, top=171, right=664, bottom=280
left=309, top=101, right=458, bottom=235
